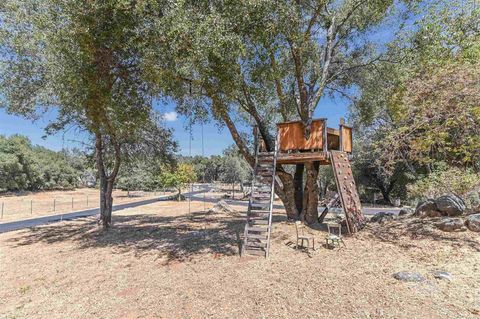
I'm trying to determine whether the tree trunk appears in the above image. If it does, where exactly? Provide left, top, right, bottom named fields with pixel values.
left=301, top=162, right=320, bottom=224
left=293, top=164, right=304, bottom=213
left=275, top=170, right=300, bottom=220
left=377, top=180, right=395, bottom=206
left=99, top=175, right=114, bottom=228
left=95, top=132, right=121, bottom=230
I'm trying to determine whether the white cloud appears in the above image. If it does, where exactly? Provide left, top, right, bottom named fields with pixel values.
left=163, top=111, right=178, bottom=122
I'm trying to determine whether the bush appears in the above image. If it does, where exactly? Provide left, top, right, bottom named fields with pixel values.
left=408, top=164, right=480, bottom=201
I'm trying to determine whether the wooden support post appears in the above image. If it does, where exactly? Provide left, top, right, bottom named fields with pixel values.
left=53, top=199, right=56, bottom=212
left=30, top=200, right=33, bottom=214
left=339, top=124, right=344, bottom=152
left=1, top=202, right=4, bottom=219
left=71, top=197, right=74, bottom=210
left=86, top=196, right=89, bottom=207
left=323, top=119, right=328, bottom=154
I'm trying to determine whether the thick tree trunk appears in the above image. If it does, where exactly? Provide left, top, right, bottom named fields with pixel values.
left=275, top=170, right=300, bottom=220
left=293, top=164, right=304, bottom=213
left=301, top=162, right=320, bottom=224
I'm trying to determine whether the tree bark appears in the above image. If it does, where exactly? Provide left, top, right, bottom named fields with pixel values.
left=301, top=162, right=320, bottom=224
left=275, top=170, right=300, bottom=220
left=377, top=179, right=396, bottom=206
left=293, top=164, right=304, bottom=213
left=95, top=132, right=121, bottom=229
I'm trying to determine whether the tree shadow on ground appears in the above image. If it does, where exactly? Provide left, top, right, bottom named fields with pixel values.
left=368, top=217, right=480, bottom=252
left=4, top=210, right=287, bottom=263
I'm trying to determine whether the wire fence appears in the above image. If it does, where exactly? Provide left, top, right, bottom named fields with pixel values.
left=0, top=189, right=175, bottom=222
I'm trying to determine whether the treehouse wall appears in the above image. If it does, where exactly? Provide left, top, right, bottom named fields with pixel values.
left=277, top=120, right=326, bottom=151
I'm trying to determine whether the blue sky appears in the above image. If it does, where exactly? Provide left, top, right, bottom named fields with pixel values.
left=0, top=94, right=349, bottom=156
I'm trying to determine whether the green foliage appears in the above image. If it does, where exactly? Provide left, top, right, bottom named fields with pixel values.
left=408, top=163, right=480, bottom=200
left=0, top=135, right=86, bottom=191
left=351, top=1, right=480, bottom=202
left=179, top=155, right=223, bottom=183
left=218, top=145, right=251, bottom=185
left=159, top=163, right=197, bottom=195
left=116, top=162, right=160, bottom=192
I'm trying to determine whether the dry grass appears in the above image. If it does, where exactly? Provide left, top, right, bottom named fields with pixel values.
left=0, top=188, right=176, bottom=223
left=0, top=198, right=479, bottom=319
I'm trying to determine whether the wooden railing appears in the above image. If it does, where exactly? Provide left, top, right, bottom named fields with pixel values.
left=277, top=119, right=327, bottom=152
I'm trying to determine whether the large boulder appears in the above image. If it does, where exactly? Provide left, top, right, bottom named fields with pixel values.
left=415, top=199, right=442, bottom=218
left=435, top=194, right=466, bottom=217
left=434, top=217, right=465, bottom=232
left=465, top=214, right=480, bottom=232
left=370, top=212, right=395, bottom=223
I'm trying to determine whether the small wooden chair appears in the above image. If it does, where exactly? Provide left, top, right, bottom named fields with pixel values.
left=295, top=221, right=315, bottom=251
left=325, top=223, right=346, bottom=249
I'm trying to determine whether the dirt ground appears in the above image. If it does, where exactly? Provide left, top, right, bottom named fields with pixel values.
left=0, top=188, right=176, bottom=223
left=0, top=198, right=479, bottom=319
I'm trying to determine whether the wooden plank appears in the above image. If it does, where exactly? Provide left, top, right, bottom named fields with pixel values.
left=276, top=151, right=329, bottom=165
left=245, top=242, right=267, bottom=248
left=330, top=150, right=365, bottom=234
left=248, top=220, right=269, bottom=225
left=340, top=125, right=353, bottom=153
left=277, top=119, right=326, bottom=151
left=247, top=226, right=269, bottom=232
left=247, top=233, right=268, bottom=239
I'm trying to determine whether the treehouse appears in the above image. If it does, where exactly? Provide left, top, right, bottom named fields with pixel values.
left=242, top=118, right=365, bottom=258
left=275, top=118, right=353, bottom=165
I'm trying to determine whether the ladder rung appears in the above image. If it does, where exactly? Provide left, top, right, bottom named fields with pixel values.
left=257, top=165, right=273, bottom=169
left=251, top=199, right=270, bottom=204
left=244, top=248, right=266, bottom=256
left=247, top=226, right=269, bottom=232
left=254, top=185, right=271, bottom=189
left=248, top=210, right=270, bottom=215
left=252, top=191, right=271, bottom=195
left=251, top=202, right=269, bottom=208
left=249, top=209, right=269, bottom=214
left=248, top=220, right=269, bottom=225
left=245, top=242, right=267, bottom=248
left=246, top=233, right=268, bottom=239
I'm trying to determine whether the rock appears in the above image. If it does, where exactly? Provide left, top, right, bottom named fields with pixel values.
left=415, top=199, right=441, bottom=218
left=393, top=271, right=426, bottom=282
left=433, top=271, right=453, bottom=282
left=465, top=214, right=480, bottom=232
left=370, top=212, right=395, bottom=223
left=435, top=194, right=466, bottom=216
left=435, top=217, right=465, bottom=232
left=399, top=208, right=413, bottom=216
left=208, top=200, right=236, bottom=214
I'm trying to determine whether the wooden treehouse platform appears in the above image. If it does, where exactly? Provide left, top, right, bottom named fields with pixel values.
left=243, top=118, right=365, bottom=257
left=264, top=118, right=353, bottom=165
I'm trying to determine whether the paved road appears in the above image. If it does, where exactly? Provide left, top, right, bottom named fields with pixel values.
left=188, top=192, right=402, bottom=216
left=0, top=185, right=400, bottom=233
left=0, top=188, right=209, bottom=234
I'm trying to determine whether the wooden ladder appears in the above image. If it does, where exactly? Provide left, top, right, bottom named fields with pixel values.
left=242, top=132, right=278, bottom=257
left=330, top=150, right=366, bottom=233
